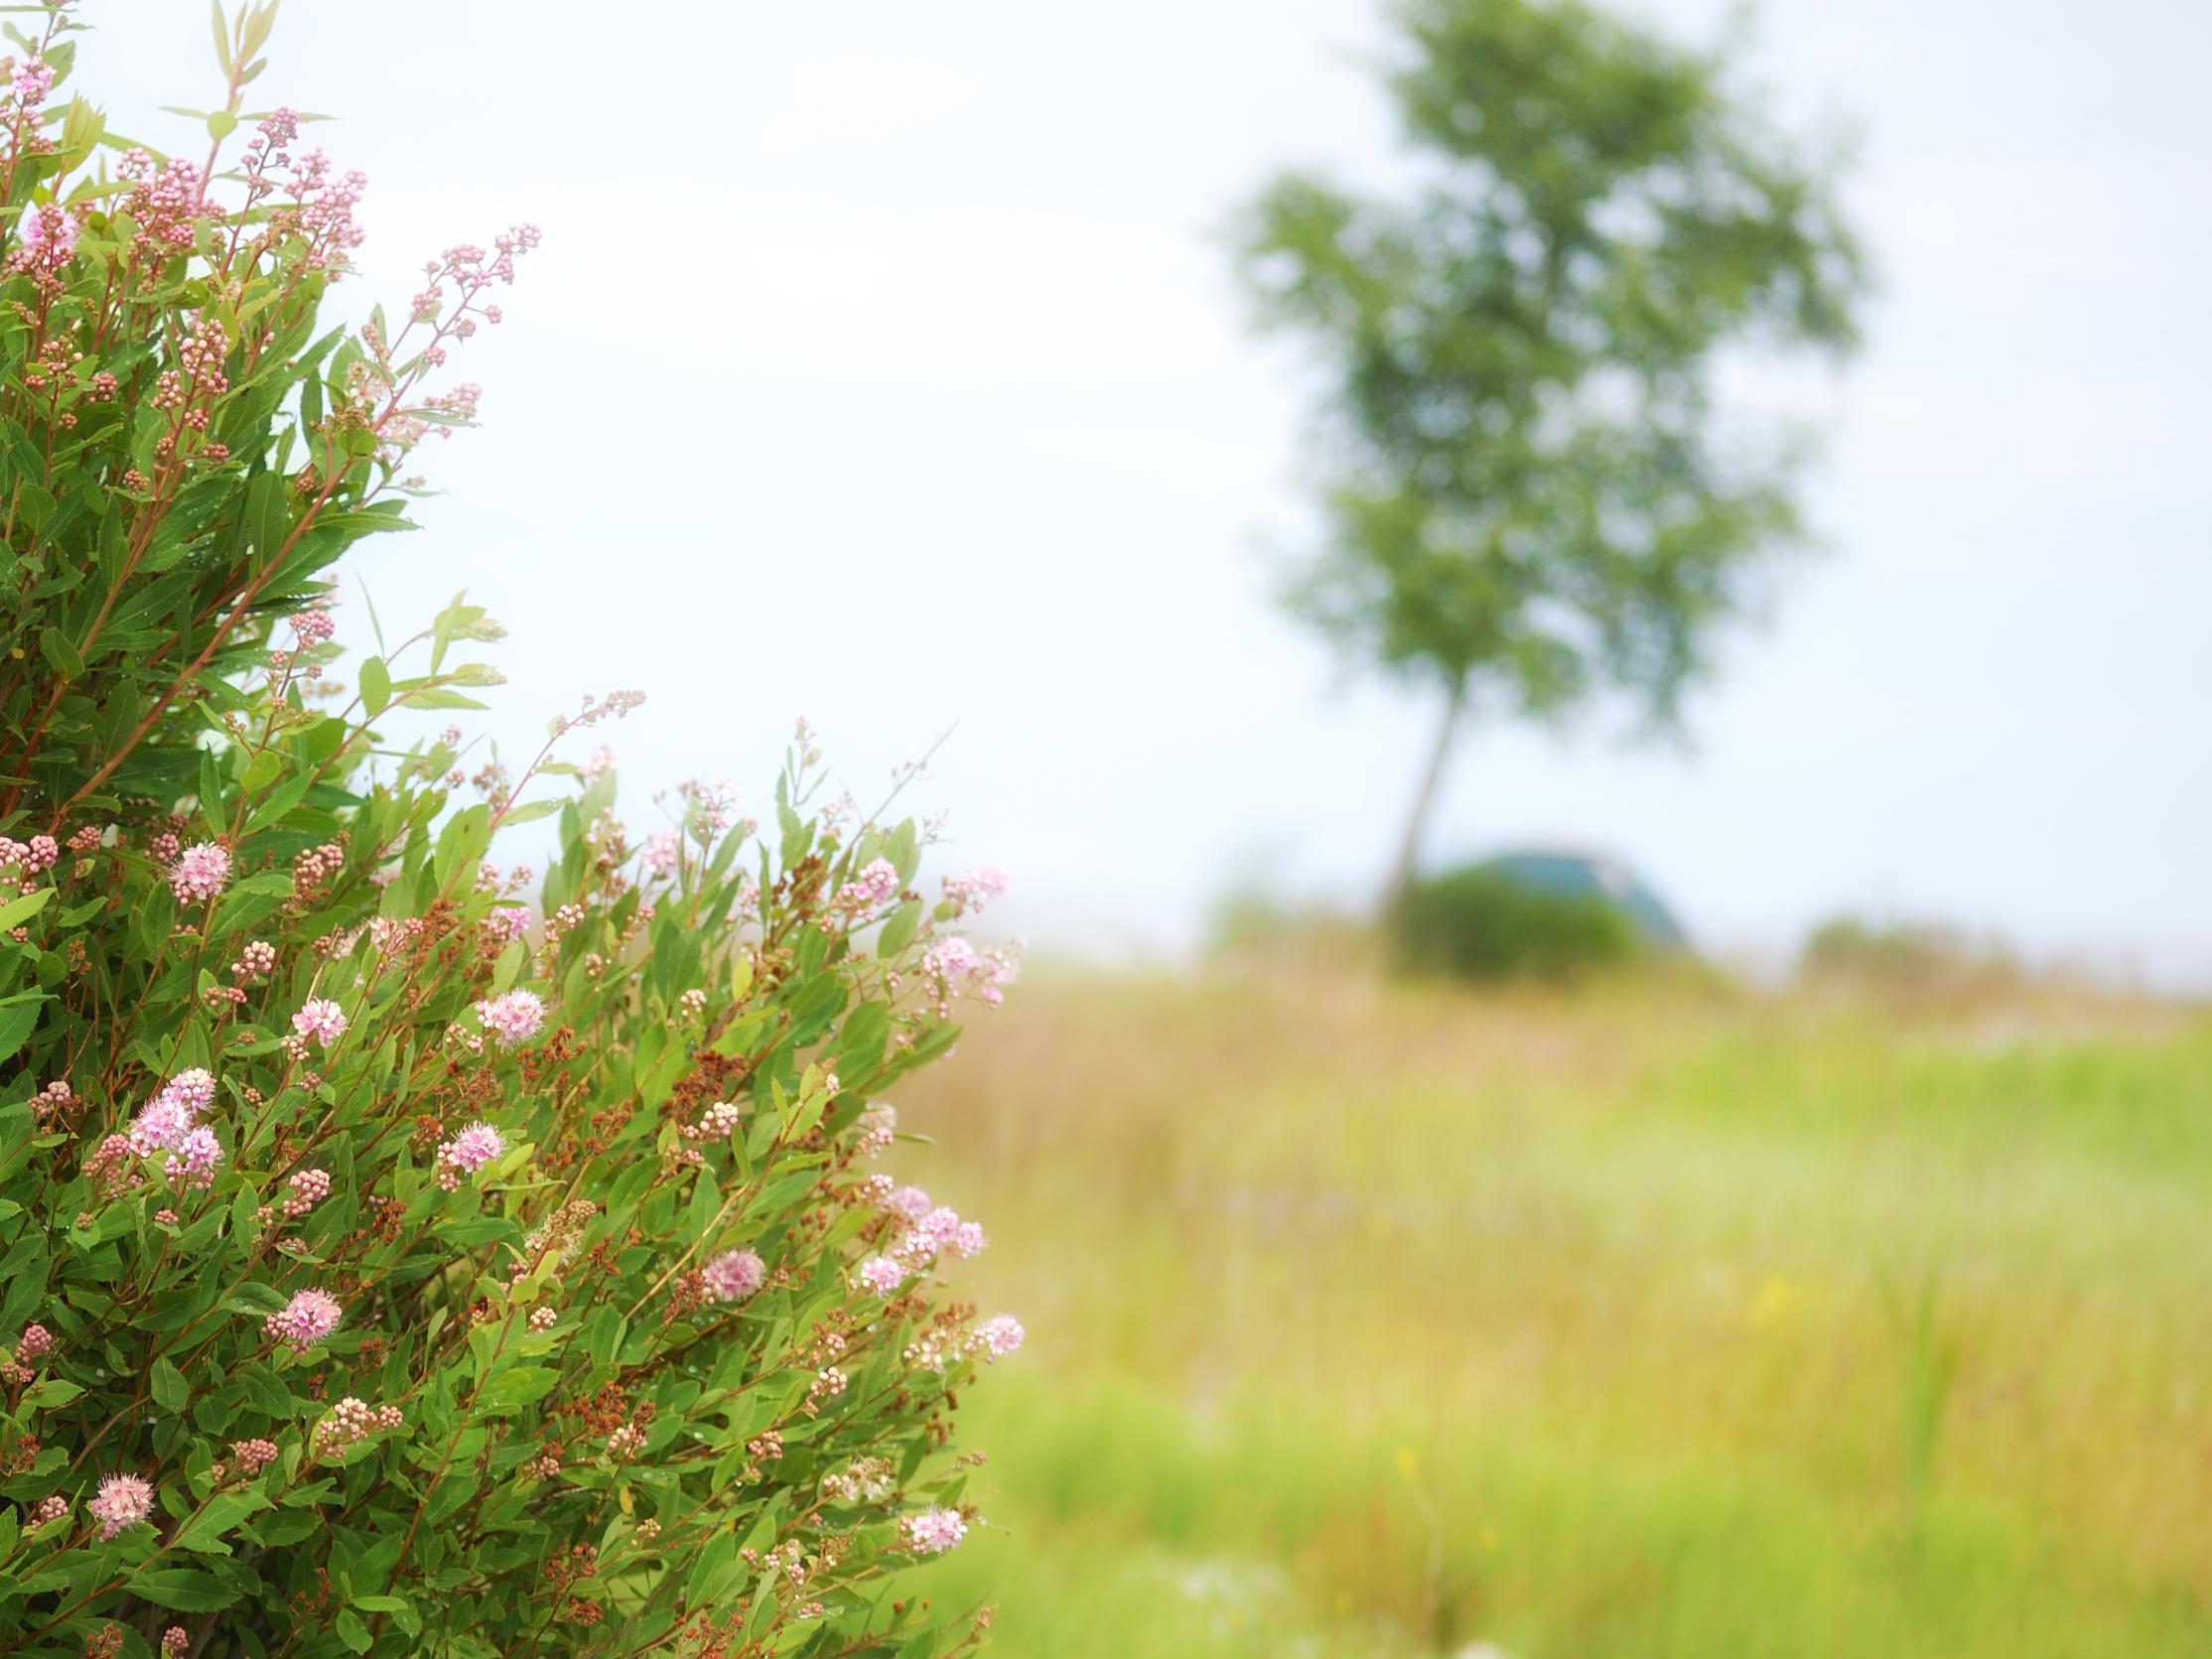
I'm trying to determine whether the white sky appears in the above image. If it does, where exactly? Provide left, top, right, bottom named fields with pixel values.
left=81, top=0, right=2212, bottom=979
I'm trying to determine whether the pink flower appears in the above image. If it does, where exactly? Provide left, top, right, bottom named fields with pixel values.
left=947, top=1221, right=988, bottom=1260
left=943, top=865, right=1009, bottom=913
left=485, top=906, right=530, bottom=942
left=438, top=1122, right=504, bottom=1176
left=128, top=1098, right=195, bottom=1154
left=15, top=203, right=74, bottom=265
left=884, top=1184, right=932, bottom=1224
left=642, top=831, right=679, bottom=877
left=973, top=947, right=1022, bottom=1007
left=916, top=1206, right=964, bottom=1253
left=315, top=1396, right=402, bottom=1451
left=702, top=1249, right=764, bottom=1304
left=835, top=858, right=901, bottom=911
left=164, top=1126, right=223, bottom=1188
left=11, top=58, right=53, bottom=108
left=972, top=1313, right=1025, bottom=1361
left=899, top=1506, right=967, bottom=1555
left=16, top=1323, right=51, bottom=1360
left=292, top=998, right=346, bottom=1049
left=476, top=989, right=545, bottom=1047
left=688, top=1101, right=742, bottom=1142
left=169, top=841, right=232, bottom=903
left=918, top=937, right=1020, bottom=1008
left=855, top=1256, right=905, bottom=1298
left=158, top=1068, right=217, bottom=1117
left=856, top=1103, right=898, bottom=1154
left=921, top=938, right=977, bottom=983
left=282, top=1168, right=331, bottom=1218
left=89, top=1473, right=153, bottom=1539
left=266, top=1288, right=343, bottom=1351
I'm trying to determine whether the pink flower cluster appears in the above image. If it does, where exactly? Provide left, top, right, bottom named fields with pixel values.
left=230, top=1438, right=280, bottom=1475
left=117, top=148, right=207, bottom=259
left=703, top=1249, right=764, bottom=1304
left=436, top=1121, right=505, bottom=1190
left=284, top=148, right=369, bottom=268
left=16, top=1323, right=51, bottom=1360
left=899, top=1506, right=968, bottom=1556
left=476, top=989, right=546, bottom=1047
left=942, top=864, right=1009, bottom=914
left=855, top=1257, right=906, bottom=1298
left=266, top=1288, right=343, bottom=1352
left=164, top=1127, right=223, bottom=1190
left=89, top=1473, right=153, bottom=1539
left=0, top=833, right=57, bottom=874
left=685, top=1100, right=742, bottom=1143
left=834, top=858, right=901, bottom=913
left=11, top=57, right=53, bottom=108
left=168, top=840, right=232, bottom=904
left=315, top=1396, right=403, bottom=1452
left=823, top=1456, right=896, bottom=1506
left=878, top=1185, right=987, bottom=1269
left=292, top=998, right=347, bottom=1049
left=919, top=937, right=1022, bottom=1009
left=679, top=778, right=746, bottom=838
left=857, top=1103, right=898, bottom=1155
left=282, top=1168, right=331, bottom=1219
left=8, top=203, right=77, bottom=277
left=129, top=1069, right=225, bottom=1186
left=972, top=1313, right=1026, bottom=1362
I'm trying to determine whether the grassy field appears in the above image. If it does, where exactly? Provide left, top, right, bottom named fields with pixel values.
left=889, top=968, right=2212, bottom=1657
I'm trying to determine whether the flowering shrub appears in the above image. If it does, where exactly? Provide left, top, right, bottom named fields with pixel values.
left=0, top=6, right=1021, bottom=1655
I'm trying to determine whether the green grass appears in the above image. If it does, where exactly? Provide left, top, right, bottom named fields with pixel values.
left=893, top=970, right=2212, bottom=1656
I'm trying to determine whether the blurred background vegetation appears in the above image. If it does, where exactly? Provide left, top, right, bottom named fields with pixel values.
left=889, top=953, right=2210, bottom=1657
left=878, top=7, right=2210, bottom=1645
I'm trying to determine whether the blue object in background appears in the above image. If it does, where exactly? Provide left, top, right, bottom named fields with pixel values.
left=1476, top=849, right=1691, bottom=951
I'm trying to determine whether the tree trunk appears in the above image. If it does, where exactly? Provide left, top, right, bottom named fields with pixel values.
left=1384, top=679, right=1466, bottom=912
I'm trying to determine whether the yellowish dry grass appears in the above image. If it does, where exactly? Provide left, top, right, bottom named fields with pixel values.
left=893, top=967, right=2212, bottom=1657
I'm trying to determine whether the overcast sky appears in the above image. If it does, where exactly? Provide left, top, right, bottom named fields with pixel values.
left=84, top=0, right=2212, bottom=979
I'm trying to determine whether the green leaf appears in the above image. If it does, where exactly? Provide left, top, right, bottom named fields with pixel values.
left=0, top=887, right=53, bottom=930
left=243, top=765, right=318, bottom=834
left=359, top=654, right=390, bottom=717
left=129, top=1567, right=242, bottom=1610
left=495, top=797, right=559, bottom=827
left=173, top=1488, right=272, bottom=1556
left=37, top=625, right=81, bottom=680
left=876, top=899, right=921, bottom=959
left=353, top=1592, right=418, bottom=1636
left=0, top=998, right=46, bottom=1067
left=151, top=1357, right=191, bottom=1412
left=479, top=1365, right=557, bottom=1413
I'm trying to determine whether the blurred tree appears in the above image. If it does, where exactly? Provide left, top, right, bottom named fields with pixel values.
left=1238, top=0, right=1865, bottom=900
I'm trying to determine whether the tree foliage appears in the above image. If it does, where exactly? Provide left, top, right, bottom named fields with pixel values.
left=1238, top=0, right=1866, bottom=883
